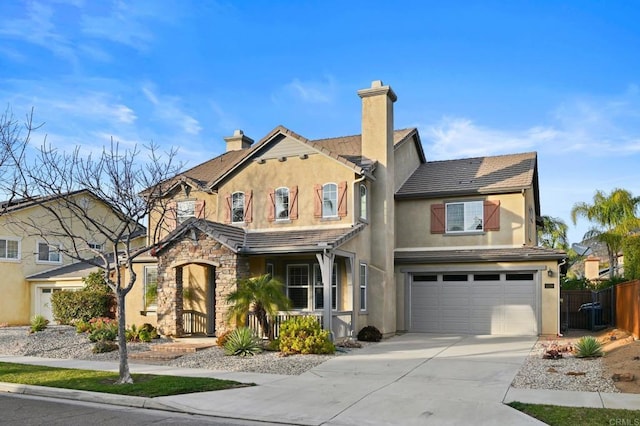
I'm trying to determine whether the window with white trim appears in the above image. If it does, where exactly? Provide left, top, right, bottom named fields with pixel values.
left=0, top=238, right=20, bottom=261
left=359, top=184, right=367, bottom=221
left=144, top=266, right=158, bottom=309
left=88, top=242, right=103, bottom=252
left=232, top=192, right=245, bottom=223
left=313, top=263, right=338, bottom=310
left=275, top=187, right=289, bottom=221
left=446, top=201, right=483, bottom=233
left=177, top=200, right=196, bottom=224
left=322, top=183, right=337, bottom=218
left=359, top=263, right=367, bottom=311
left=286, top=264, right=309, bottom=309
left=37, top=242, right=61, bottom=263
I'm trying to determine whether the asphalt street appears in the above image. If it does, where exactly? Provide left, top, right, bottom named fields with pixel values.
left=0, top=394, right=288, bottom=426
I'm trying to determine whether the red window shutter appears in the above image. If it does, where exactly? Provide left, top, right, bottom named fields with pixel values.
left=430, top=204, right=445, bottom=234
left=314, top=184, right=322, bottom=218
left=195, top=200, right=205, bottom=219
left=290, top=186, right=299, bottom=220
left=166, top=201, right=177, bottom=231
left=225, top=194, right=231, bottom=223
left=244, top=190, right=253, bottom=223
left=338, top=181, right=348, bottom=217
left=267, top=189, right=275, bottom=221
left=484, top=200, right=500, bottom=231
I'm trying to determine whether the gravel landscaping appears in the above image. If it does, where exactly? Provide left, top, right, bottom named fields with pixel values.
left=0, top=325, right=625, bottom=391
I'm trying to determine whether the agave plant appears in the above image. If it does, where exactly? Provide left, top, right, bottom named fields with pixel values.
left=575, top=336, right=604, bottom=358
left=224, top=327, right=262, bottom=357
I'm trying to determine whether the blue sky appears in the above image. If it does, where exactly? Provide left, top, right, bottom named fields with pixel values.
left=2, top=0, right=639, bottom=245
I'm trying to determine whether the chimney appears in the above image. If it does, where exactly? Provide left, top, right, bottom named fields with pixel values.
left=357, top=80, right=397, bottom=335
left=224, top=129, right=254, bottom=152
left=357, top=80, right=397, bottom=167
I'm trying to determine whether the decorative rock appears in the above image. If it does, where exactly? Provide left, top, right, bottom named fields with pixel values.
left=612, top=373, right=635, bottom=382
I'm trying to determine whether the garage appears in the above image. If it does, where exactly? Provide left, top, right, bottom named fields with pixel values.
left=409, top=271, right=538, bottom=335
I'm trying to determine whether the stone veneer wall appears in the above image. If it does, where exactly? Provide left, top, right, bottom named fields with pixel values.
left=156, top=230, right=250, bottom=336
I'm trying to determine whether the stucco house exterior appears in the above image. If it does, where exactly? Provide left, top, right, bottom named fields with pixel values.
left=139, top=80, right=566, bottom=339
left=0, top=190, right=146, bottom=325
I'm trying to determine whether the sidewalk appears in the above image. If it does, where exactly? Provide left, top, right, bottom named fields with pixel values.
left=2, top=334, right=640, bottom=425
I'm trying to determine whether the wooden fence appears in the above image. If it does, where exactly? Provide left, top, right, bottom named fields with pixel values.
left=615, top=279, right=640, bottom=339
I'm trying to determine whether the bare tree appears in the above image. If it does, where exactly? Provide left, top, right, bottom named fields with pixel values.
left=0, top=106, right=35, bottom=211
left=13, top=140, right=181, bottom=384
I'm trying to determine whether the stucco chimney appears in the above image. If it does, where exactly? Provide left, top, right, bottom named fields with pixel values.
left=224, top=129, right=254, bottom=152
left=357, top=80, right=397, bottom=335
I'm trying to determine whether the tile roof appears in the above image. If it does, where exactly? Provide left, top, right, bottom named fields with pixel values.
left=394, top=246, right=566, bottom=264
left=396, top=152, right=537, bottom=199
left=175, top=127, right=419, bottom=190
left=154, top=218, right=366, bottom=255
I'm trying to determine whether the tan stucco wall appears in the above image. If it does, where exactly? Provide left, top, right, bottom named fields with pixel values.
left=395, top=259, right=560, bottom=336
left=395, top=193, right=528, bottom=249
left=216, top=154, right=356, bottom=229
left=0, top=194, right=131, bottom=325
left=394, top=138, right=421, bottom=190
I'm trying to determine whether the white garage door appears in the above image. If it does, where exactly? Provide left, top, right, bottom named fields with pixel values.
left=410, top=272, right=538, bottom=335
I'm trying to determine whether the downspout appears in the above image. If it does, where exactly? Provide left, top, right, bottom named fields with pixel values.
left=557, top=258, right=567, bottom=337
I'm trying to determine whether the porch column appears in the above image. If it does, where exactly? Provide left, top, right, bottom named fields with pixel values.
left=316, top=248, right=335, bottom=340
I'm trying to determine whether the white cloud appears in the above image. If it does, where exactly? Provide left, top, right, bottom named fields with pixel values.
left=274, top=76, right=337, bottom=104
left=141, top=84, right=202, bottom=136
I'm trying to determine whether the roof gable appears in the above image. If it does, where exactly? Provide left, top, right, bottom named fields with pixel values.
left=396, top=152, right=538, bottom=199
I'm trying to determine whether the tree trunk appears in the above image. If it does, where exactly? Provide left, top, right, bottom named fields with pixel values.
left=115, top=291, right=132, bottom=384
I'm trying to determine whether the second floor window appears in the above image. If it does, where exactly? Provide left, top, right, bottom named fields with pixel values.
left=322, top=183, right=337, bottom=218
left=232, top=192, right=245, bottom=223
left=275, top=187, right=289, bottom=220
left=446, top=201, right=483, bottom=232
left=38, top=242, right=61, bottom=263
left=177, top=200, right=196, bottom=224
left=0, top=238, right=20, bottom=260
left=359, top=184, right=367, bottom=221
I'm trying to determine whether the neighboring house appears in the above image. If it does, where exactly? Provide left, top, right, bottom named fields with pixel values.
left=0, top=190, right=146, bottom=324
left=139, top=80, right=566, bottom=339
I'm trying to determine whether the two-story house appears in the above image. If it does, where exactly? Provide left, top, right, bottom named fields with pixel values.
left=0, top=190, right=146, bottom=325
left=137, top=80, right=565, bottom=339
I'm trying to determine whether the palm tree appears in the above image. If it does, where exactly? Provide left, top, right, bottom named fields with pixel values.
left=571, top=188, right=640, bottom=278
left=226, top=274, right=291, bottom=340
left=538, top=215, right=569, bottom=250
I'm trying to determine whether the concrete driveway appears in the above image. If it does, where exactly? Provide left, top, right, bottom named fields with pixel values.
left=158, top=333, right=543, bottom=425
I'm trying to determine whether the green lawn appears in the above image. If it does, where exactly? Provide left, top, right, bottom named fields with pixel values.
left=0, top=362, right=250, bottom=397
left=509, top=401, right=640, bottom=426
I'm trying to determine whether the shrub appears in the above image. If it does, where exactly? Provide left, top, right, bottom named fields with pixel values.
left=224, top=327, right=263, bottom=357
left=74, top=319, right=91, bottom=333
left=575, top=336, right=604, bottom=358
left=30, top=315, right=48, bottom=333
left=216, top=329, right=233, bottom=347
left=357, top=325, right=382, bottom=342
left=279, top=316, right=335, bottom=355
left=93, top=340, right=118, bottom=353
left=51, top=290, right=114, bottom=325
left=88, top=317, right=118, bottom=342
left=125, top=323, right=158, bottom=343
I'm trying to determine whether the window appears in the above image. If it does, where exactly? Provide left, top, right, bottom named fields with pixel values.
left=266, top=262, right=275, bottom=278
left=359, top=263, right=368, bottom=311
left=0, top=238, right=19, bottom=260
left=446, top=201, right=483, bottom=232
left=287, top=265, right=309, bottom=309
left=322, top=183, right=338, bottom=218
left=37, top=242, right=61, bottom=263
left=144, top=266, right=158, bottom=309
left=232, top=192, right=245, bottom=223
left=275, top=187, right=289, bottom=221
left=88, top=242, right=103, bottom=251
left=442, top=274, right=468, bottom=281
left=359, top=184, right=367, bottom=220
left=177, top=200, right=196, bottom=224
left=313, top=263, right=338, bottom=310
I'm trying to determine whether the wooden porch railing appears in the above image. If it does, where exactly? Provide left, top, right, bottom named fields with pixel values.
left=247, top=311, right=352, bottom=339
left=182, top=310, right=207, bottom=335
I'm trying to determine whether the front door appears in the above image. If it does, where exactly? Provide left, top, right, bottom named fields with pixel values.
left=39, top=288, right=61, bottom=323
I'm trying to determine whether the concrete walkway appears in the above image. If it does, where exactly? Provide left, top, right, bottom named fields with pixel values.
left=2, top=333, right=639, bottom=425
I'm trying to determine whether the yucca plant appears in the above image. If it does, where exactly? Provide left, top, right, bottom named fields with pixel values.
left=30, top=315, right=48, bottom=333
left=224, top=327, right=263, bottom=357
left=575, top=335, right=604, bottom=358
